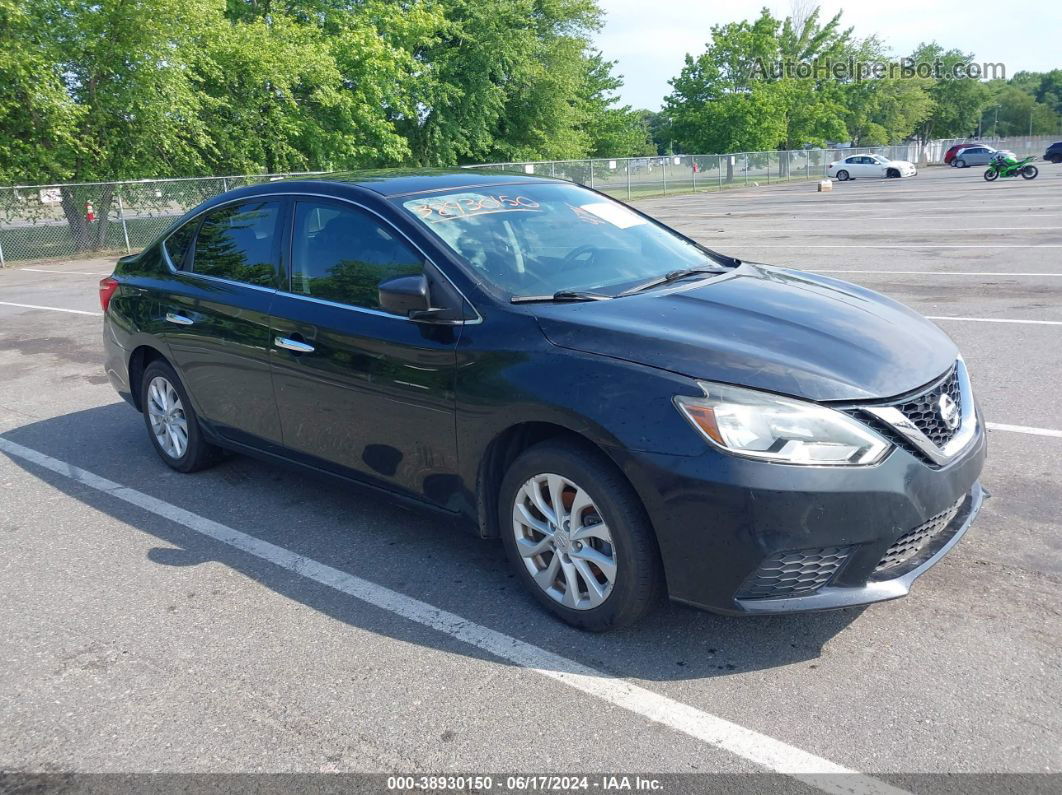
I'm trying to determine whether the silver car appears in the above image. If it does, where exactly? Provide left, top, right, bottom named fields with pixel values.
left=951, top=145, right=999, bottom=168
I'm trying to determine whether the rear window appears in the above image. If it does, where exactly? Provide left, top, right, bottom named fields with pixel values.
left=164, top=221, right=197, bottom=269
left=190, top=201, right=281, bottom=287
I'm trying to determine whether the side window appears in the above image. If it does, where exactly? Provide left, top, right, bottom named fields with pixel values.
left=191, top=200, right=281, bottom=287
left=290, top=201, right=423, bottom=310
left=164, top=220, right=197, bottom=269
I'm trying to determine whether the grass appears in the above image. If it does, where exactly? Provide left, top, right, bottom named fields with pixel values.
left=0, top=215, right=172, bottom=264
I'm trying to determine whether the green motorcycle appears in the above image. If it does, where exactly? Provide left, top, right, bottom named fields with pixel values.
left=984, top=155, right=1038, bottom=181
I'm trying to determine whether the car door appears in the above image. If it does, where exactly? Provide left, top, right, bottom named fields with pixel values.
left=268, top=197, right=463, bottom=507
left=155, top=198, right=286, bottom=448
left=850, top=156, right=873, bottom=177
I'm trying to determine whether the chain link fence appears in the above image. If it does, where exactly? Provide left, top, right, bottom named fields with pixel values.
left=1, top=136, right=1058, bottom=265
left=465, top=135, right=1060, bottom=202
left=0, top=172, right=326, bottom=265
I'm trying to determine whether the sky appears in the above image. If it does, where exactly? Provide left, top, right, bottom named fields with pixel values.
left=595, top=0, right=1062, bottom=110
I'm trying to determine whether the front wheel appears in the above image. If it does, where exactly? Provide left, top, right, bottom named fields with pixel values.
left=1021, top=165, right=1038, bottom=180
left=835, top=169, right=849, bottom=181
left=141, top=360, right=221, bottom=473
left=499, top=440, right=664, bottom=631
left=886, top=168, right=900, bottom=178
left=983, top=169, right=998, bottom=182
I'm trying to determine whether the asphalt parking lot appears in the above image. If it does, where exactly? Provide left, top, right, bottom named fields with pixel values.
left=0, top=166, right=1059, bottom=790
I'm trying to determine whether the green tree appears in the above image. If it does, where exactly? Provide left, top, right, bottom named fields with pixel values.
left=397, top=0, right=602, bottom=165
left=16, top=0, right=222, bottom=249
left=664, top=6, right=851, bottom=159
left=910, top=43, right=992, bottom=141
left=841, top=37, right=933, bottom=145
left=664, top=11, right=787, bottom=157
left=0, top=0, right=80, bottom=185
left=990, top=84, right=1060, bottom=136
left=577, top=53, right=655, bottom=157
left=775, top=7, right=851, bottom=149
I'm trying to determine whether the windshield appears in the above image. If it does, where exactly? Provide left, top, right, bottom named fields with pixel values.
left=871, top=155, right=889, bottom=164
left=396, top=182, right=723, bottom=298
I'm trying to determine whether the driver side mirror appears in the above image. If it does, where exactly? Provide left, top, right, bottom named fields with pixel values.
left=378, top=274, right=430, bottom=317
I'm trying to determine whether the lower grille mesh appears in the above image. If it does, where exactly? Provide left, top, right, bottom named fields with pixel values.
left=875, top=498, right=965, bottom=573
left=738, top=547, right=850, bottom=600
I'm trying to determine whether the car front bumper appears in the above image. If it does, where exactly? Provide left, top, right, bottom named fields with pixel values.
left=614, top=420, right=987, bottom=615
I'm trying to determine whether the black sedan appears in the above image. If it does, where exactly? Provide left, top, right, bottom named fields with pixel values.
left=100, top=170, right=986, bottom=630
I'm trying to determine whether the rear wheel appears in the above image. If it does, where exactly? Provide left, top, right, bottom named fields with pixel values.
left=835, top=169, right=849, bottom=181
left=499, top=440, right=664, bottom=631
left=957, top=158, right=968, bottom=168
left=983, top=168, right=998, bottom=182
left=141, top=360, right=221, bottom=473
left=1021, top=165, right=1038, bottom=180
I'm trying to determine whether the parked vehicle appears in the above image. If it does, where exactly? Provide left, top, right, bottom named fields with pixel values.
left=100, top=171, right=985, bottom=630
left=827, top=154, right=917, bottom=180
left=951, top=145, right=1004, bottom=168
left=943, top=143, right=973, bottom=165
left=984, top=153, right=1038, bottom=181
left=1043, top=141, right=1062, bottom=164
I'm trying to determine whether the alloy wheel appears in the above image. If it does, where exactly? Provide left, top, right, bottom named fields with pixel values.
left=146, top=376, right=188, bottom=459
left=512, top=473, right=616, bottom=610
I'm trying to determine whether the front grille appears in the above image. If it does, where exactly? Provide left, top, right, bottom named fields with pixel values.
left=737, top=546, right=850, bottom=600
left=896, top=367, right=961, bottom=447
left=875, top=498, right=965, bottom=573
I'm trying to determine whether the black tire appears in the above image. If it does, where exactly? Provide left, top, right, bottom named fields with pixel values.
left=1021, top=165, right=1038, bottom=180
left=140, top=360, right=221, bottom=473
left=886, top=168, right=900, bottom=178
left=498, top=440, right=664, bottom=631
left=955, top=158, right=967, bottom=168
left=835, top=169, right=849, bottom=181
left=983, top=169, right=998, bottom=182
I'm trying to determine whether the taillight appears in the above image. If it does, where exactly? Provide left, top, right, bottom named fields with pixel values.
left=99, top=277, right=119, bottom=313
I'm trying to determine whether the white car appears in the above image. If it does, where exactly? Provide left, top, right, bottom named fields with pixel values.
left=827, top=154, right=917, bottom=180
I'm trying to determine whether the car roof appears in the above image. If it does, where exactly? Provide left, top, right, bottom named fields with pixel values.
left=274, top=168, right=559, bottom=198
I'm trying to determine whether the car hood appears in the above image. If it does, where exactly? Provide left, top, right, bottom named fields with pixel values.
left=532, top=264, right=958, bottom=402
left=889, top=159, right=915, bottom=167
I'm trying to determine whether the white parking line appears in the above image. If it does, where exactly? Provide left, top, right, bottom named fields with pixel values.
left=927, top=316, right=1062, bottom=326
left=986, top=422, right=1062, bottom=438
left=742, top=245, right=1062, bottom=249
left=18, top=268, right=109, bottom=276
left=718, top=227, right=1061, bottom=233
left=0, top=435, right=905, bottom=795
left=684, top=212, right=1062, bottom=222
left=808, top=270, right=1062, bottom=276
left=0, top=301, right=101, bottom=316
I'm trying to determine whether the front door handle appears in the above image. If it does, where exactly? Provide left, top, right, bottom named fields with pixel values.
left=165, top=312, right=194, bottom=326
left=274, top=336, right=315, bottom=354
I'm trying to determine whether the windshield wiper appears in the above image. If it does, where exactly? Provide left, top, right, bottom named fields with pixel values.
left=616, top=266, right=726, bottom=297
left=510, top=290, right=613, bottom=304
left=702, top=248, right=742, bottom=268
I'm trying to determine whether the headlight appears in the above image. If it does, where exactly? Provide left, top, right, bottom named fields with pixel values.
left=674, top=381, right=891, bottom=465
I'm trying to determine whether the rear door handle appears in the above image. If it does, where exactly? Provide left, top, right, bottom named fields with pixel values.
left=165, top=312, right=194, bottom=326
left=274, top=336, right=315, bottom=354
